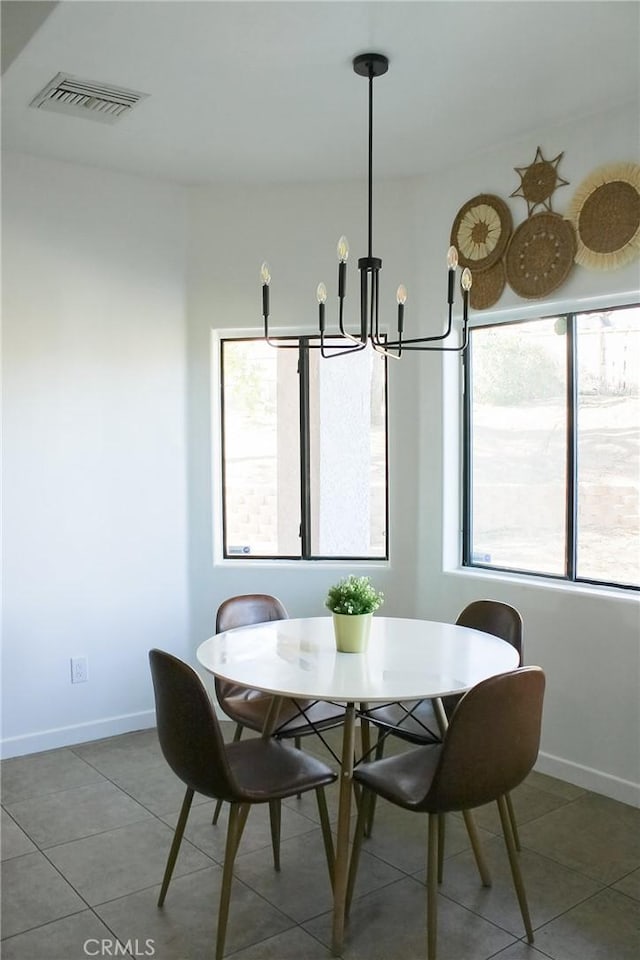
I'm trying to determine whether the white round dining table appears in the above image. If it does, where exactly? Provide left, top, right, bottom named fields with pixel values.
left=197, top=616, right=519, bottom=953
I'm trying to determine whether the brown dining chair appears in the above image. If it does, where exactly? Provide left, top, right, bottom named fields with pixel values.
left=211, top=594, right=346, bottom=825
left=215, top=594, right=346, bottom=740
left=347, top=667, right=545, bottom=960
left=360, top=600, right=523, bottom=848
left=149, top=649, right=337, bottom=960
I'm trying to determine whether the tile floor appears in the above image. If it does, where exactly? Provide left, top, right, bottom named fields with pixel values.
left=2, top=724, right=639, bottom=960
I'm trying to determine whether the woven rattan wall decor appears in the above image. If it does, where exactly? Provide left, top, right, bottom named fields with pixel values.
left=449, top=194, right=511, bottom=308
left=567, top=162, right=640, bottom=270
left=506, top=146, right=576, bottom=299
left=450, top=150, right=639, bottom=309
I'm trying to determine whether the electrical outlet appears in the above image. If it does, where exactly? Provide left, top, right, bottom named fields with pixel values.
left=70, top=656, right=88, bottom=683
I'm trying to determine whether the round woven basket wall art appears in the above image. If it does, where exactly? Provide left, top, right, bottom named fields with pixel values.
left=470, top=258, right=506, bottom=310
left=505, top=212, right=576, bottom=299
left=450, top=194, right=512, bottom=271
left=567, top=162, right=640, bottom=270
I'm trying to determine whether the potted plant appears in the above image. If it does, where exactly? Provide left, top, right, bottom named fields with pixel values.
left=325, top=575, right=384, bottom=653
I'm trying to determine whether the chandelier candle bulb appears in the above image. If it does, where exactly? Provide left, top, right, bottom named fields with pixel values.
left=317, top=282, right=328, bottom=331
left=396, top=284, right=407, bottom=333
left=260, top=262, right=271, bottom=319
left=461, top=267, right=472, bottom=321
left=337, top=237, right=349, bottom=299
left=447, top=246, right=458, bottom=304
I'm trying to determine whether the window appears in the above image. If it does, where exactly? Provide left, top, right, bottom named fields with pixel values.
left=463, top=304, right=639, bottom=590
left=220, top=337, right=388, bottom=560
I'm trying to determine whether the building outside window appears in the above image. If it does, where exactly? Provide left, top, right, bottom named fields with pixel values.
left=220, top=337, right=388, bottom=560
left=463, top=304, right=639, bottom=590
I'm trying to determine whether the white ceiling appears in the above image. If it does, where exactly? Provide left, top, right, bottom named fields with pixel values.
left=2, top=1, right=638, bottom=186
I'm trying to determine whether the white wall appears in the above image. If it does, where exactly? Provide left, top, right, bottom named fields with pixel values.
left=412, top=101, right=640, bottom=806
left=1, top=153, right=189, bottom=757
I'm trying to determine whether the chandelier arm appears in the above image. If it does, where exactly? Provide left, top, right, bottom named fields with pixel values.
left=372, top=341, right=401, bottom=359
left=391, top=324, right=469, bottom=352
left=337, top=292, right=366, bottom=345
left=384, top=304, right=455, bottom=347
left=321, top=333, right=367, bottom=358
left=263, top=316, right=300, bottom=349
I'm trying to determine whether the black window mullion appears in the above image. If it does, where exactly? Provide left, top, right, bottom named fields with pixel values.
left=220, top=341, right=230, bottom=558
left=298, top=339, right=312, bottom=558
left=462, top=337, right=473, bottom=565
left=565, top=314, right=578, bottom=580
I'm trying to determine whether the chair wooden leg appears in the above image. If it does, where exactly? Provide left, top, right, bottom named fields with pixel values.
left=269, top=799, right=281, bottom=871
left=294, top=736, right=302, bottom=798
left=497, top=794, right=534, bottom=942
left=364, top=731, right=385, bottom=838
left=437, top=813, right=446, bottom=883
left=346, top=787, right=371, bottom=915
left=427, top=813, right=439, bottom=960
left=158, top=787, right=194, bottom=907
left=505, top=791, right=521, bottom=851
left=462, top=809, right=492, bottom=886
left=316, top=786, right=335, bottom=889
left=212, top=724, right=244, bottom=825
left=216, top=802, right=250, bottom=960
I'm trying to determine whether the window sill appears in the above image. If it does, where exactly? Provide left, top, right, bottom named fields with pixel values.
left=445, top=565, right=639, bottom=602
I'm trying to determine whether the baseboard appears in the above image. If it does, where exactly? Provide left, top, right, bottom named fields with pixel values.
left=535, top=749, right=639, bottom=808
left=0, top=710, right=157, bottom=759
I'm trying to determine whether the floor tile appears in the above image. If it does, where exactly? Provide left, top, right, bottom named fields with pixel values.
left=4, top=781, right=153, bottom=847
left=1, top=749, right=106, bottom=804
left=281, top=776, right=342, bottom=824
left=433, top=833, right=603, bottom=936
left=226, top=925, right=334, bottom=959
left=1, top=809, right=37, bottom=860
left=533, top=887, right=640, bottom=960
left=518, top=792, right=640, bottom=884
left=362, top=802, right=490, bottom=876
left=491, top=941, right=555, bottom=959
left=461, top=781, right=574, bottom=838
left=304, top=875, right=516, bottom=960
left=95, top=865, right=295, bottom=959
left=71, top=728, right=163, bottom=777
left=234, top=828, right=403, bottom=924
left=1, top=851, right=86, bottom=939
left=0, top=909, right=120, bottom=960
left=159, top=797, right=321, bottom=864
left=45, top=817, right=213, bottom=905
left=2, top=727, right=636, bottom=960
left=613, top=866, right=640, bottom=901
left=100, top=757, right=210, bottom=815
left=526, top=770, right=587, bottom=802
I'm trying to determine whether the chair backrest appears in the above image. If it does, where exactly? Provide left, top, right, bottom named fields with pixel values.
left=215, top=595, right=288, bottom=700
left=216, top=594, right=288, bottom=633
left=423, top=667, right=545, bottom=813
left=149, top=649, right=239, bottom=801
left=456, top=600, right=523, bottom=664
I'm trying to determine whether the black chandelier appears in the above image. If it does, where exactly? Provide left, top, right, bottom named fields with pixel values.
left=260, top=53, right=472, bottom=359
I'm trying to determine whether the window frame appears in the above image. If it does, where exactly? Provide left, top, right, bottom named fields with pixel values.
left=220, top=335, right=390, bottom=562
left=462, top=302, right=639, bottom=592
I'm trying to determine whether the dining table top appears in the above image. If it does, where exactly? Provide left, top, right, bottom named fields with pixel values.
left=196, top=615, right=520, bottom=704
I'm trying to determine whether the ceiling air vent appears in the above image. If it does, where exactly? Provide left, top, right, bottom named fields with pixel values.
left=30, top=73, right=148, bottom=124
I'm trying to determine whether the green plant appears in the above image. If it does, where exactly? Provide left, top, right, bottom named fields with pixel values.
left=325, top=575, right=384, bottom=616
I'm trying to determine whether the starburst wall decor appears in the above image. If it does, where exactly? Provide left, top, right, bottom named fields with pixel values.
left=510, top=146, right=569, bottom=215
